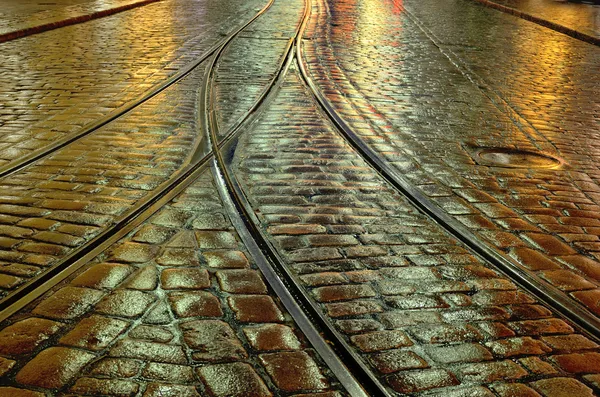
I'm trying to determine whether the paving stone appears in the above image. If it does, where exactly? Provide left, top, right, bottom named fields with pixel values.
left=204, top=250, right=250, bottom=268
left=485, top=337, right=552, bottom=357
left=142, top=383, right=201, bottom=397
left=337, top=318, right=384, bottom=334
left=457, top=360, right=528, bottom=383
left=109, top=242, right=159, bottom=263
left=312, top=284, right=376, bottom=302
left=143, top=301, right=173, bottom=325
left=268, top=224, right=326, bottom=235
left=551, top=352, right=600, bottom=374
left=243, top=324, right=302, bottom=351
left=0, top=388, right=45, bottom=397
left=195, top=231, right=237, bottom=249
left=15, top=347, right=95, bottom=388
left=168, top=291, right=223, bottom=318
left=368, top=349, right=429, bottom=373
left=156, top=248, right=200, bottom=267
left=0, top=317, right=63, bottom=355
left=89, top=358, right=142, bottom=378
left=152, top=209, right=193, bottom=228
left=492, top=383, right=542, bottom=397
left=160, top=268, right=210, bottom=289
left=179, top=319, right=247, bottom=361
left=95, top=289, right=155, bottom=318
left=71, top=263, right=133, bottom=289
left=385, top=295, right=448, bottom=310
left=122, top=265, right=159, bottom=290
left=129, top=325, right=174, bottom=343
left=410, top=323, right=483, bottom=344
left=197, top=362, right=272, bottom=397
left=110, top=339, right=186, bottom=364
left=380, top=310, right=443, bottom=328
left=571, top=290, right=600, bottom=316
left=426, top=343, right=493, bottom=364
left=59, top=315, right=129, bottom=351
left=509, top=319, right=574, bottom=335
left=142, top=362, right=194, bottom=382
left=350, top=330, right=413, bottom=352
left=70, top=377, right=140, bottom=396
left=387, top=369, right=459, bottom=393
left=517, top=357, right=558, bottom=375
left=216, top=269, right=267, bottom=294
left=326, top=300, right=384, bottom=317
left=259, top=351, right=329, bottom=392
left=539, top=270, right=596, bottom=291
left=530, top=377, right=594, bottom=397
left=228, top=295, right=285, bottom=323
left=508, top=248, right=562, bottom=271
left=32, top=286, right=104, bottom=320
left=0, top=356, right=15, bottom=376
left=540, top=334, right=599, bottom=351
left=166, top=230, right=198, bottom=248
left=133, top=225, right=176, bottom=245
left=583, top=374, right=600, bottom=391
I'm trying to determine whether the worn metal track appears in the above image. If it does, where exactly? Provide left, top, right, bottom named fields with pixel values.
left=202, top=0, right=391, bottom=395
left=295, top=0, right=600, bottom=343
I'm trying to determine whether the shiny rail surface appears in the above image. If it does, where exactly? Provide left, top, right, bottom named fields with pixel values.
left=295, top=0, right=600, bottom=343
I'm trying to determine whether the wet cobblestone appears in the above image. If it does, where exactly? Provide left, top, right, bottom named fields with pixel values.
left=303, top=0, right=600, bottom=318
left=0, top=65, right=205, bottom=298
left=233, top=66, right=600, bottom=395
left=0, top=0, right=264, bottom=166
left=0, top=170, right=345, bottom=396
left=0, top=0, right=154, bottom=36
left=477, top=0, right=600, bottom=40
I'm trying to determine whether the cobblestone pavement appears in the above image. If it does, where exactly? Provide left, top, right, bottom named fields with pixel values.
left=0, top=65, right=205, bottom=298
left=2, top=0, right=600, bottom=395
left=0, top=169, right=346, bottom=396
left=0, top=0, right=156, bottom=37
left=0, top=0, right=305, bottom=299
left=303, top=0, right=600, bottom=317
left=475, top=0, right=600, bottom=40
left=0, top=0, right=264, bottom=166
left=234, top=65, right=600, bottom=396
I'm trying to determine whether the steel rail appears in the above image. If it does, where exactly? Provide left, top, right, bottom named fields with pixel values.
left=202, top=0, right=391, bottom=395
left=0, top=0, right=277, bottom=322
left=295, top=0, right=600, bottom=343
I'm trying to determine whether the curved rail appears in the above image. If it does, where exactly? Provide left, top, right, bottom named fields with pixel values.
left=295, top=0, right=600, bottom=342
left=202, top=0, right=391, bottom=395
left=0, top=0, right=277, bottom=322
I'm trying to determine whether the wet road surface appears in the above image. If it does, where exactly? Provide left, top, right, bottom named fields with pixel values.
left=0, top=0, right=599, bottom=395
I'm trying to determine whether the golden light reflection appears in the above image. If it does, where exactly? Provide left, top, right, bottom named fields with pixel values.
left=507, top=27, right=584, bottom=142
